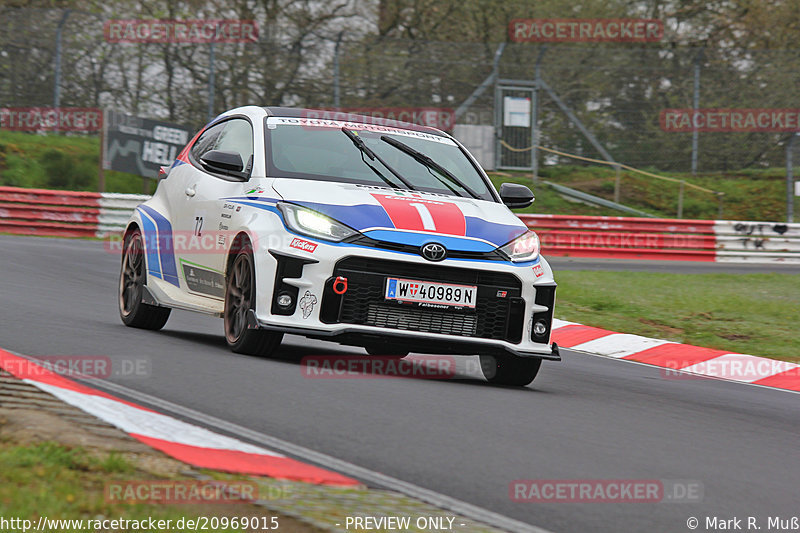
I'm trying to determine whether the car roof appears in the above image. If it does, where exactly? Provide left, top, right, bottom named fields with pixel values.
left=262, top=106, right=447, bottom=137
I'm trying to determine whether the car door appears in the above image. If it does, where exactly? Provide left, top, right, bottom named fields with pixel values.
left=174, top=117, right=255, bottom=301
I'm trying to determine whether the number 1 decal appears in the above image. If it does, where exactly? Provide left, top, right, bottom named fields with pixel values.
left=372, top=194, right=466, bottom=235
left=409, top=202, right=436, bottom=231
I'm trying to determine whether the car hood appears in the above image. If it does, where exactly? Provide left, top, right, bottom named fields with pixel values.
left=270, top=178, right=528, bottom=253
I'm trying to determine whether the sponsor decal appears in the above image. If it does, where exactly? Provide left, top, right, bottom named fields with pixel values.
left=181, top=261, right=225, bottom=298
left=303, top=107, right=455, bottom=130
left=509, top=18, right=663, bottom=43
left=267, top=117, right=455, bottom=145
left=660, top=108, right=800, bottom=132
left=104, top=19, right=259, bottom=44
left=299, top=291, right=318, bottom=319
left=245, top=186, right=265, bottom=195
left=0, top=107, right=101, bottom=132
left=533, top=264, right=544, bottom=278
left=289, top=238, right=318, bottom=253
left=372, top=194, right=466, bottom=235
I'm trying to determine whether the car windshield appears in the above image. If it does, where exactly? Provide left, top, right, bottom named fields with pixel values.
left=264, top=117, right=494, bottom=201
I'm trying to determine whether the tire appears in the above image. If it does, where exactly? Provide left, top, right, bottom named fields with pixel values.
left=479, top=354, right=541, bottom=387
left=364, top=346, right=409, bottom=358
left=119, top=229, right=171, bottom=330
left=224, top=243, right=283, bottom=356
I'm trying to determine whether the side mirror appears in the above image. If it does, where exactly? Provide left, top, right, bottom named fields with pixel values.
left=200, top=150, right=245, bottom=173
left=499, top=182, right=535, bottom=209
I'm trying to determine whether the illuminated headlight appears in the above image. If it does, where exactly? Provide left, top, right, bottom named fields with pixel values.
left=499, top=230, right=540, bottom=262
left=278, top=203, right=358, bottom=242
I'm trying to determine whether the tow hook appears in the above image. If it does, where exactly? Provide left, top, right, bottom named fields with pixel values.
left=332, top=276, right=348, bottom=295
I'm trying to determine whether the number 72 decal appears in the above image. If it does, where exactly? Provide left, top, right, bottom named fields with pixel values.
left=372, top=194, right=466, bottom=235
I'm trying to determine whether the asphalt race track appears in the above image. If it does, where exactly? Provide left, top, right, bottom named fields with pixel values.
left=1, top=235, right=798, bottom=533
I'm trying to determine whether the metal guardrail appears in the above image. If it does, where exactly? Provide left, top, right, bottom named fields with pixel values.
left=0, top=186, right=145, bottom=238
left=520, top=214, right=800, bottom=263
left=1, top=186, right=798, bottom=263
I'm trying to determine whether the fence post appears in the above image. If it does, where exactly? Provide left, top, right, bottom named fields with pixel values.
left=677, top=180, right=685, bottom=218
left=333, top=31, right=344, bottom=107
left=53, top=9, right=71, bottom=116
left=532, top=46, right=546, bottom=184
left=691, top=48, right=703, bottom=175
left=614, top=167, right=621, bottom=203
left=207, top=43, right=216, bottom=122
left=787, top=134, right=795, bottom=223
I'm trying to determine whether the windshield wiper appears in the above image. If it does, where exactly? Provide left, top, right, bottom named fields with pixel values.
left=341, top=127, right=416, bottom=191
left=379, top=135, right=482, bottom=199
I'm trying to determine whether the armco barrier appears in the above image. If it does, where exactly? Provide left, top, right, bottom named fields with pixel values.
left=0, top=186, right=147, bottom=238
left=1, top=186, right=798, bottom=263
left=520, top=214, right=800, bottom=263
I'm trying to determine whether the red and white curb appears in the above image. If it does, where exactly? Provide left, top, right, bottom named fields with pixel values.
left=551, top=319, right=800, bottom=392
left=0, top=348, right=359, bottom=486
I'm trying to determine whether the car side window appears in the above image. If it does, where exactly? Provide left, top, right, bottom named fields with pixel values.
left=214, top=119, right=253, bottom=169
left=190, top=122, right=225, bottom=161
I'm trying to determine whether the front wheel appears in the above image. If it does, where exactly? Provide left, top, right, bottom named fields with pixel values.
left=480, top=354, right=541, bottom=387
left=224, top=245, right=283, bottom=356
left=119, top=229, right=171, bottom=330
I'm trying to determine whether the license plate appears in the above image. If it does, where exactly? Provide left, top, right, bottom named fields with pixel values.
left=384, top=278, right=477, bottom=309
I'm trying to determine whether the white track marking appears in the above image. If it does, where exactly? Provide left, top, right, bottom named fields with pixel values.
left=29, top=381, right=280, bottom=456
left=569, top=334, right=675, bottom=359
left=61, top=372, right=552, bottom=533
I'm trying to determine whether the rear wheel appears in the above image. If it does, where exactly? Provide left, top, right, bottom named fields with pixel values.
left=119, top=229, right=171, bottom=330
left=224, top=245, right=283, bottom=356
left=480, top=354, right=541, bottom=387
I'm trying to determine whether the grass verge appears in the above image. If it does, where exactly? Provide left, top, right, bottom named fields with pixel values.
left=0, top=439, right=310, bottom=533
left=554, top=270, right=800, bottom=362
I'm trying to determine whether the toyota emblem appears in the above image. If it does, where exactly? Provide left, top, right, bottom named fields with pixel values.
left=421, top=242, right=447, bottom=262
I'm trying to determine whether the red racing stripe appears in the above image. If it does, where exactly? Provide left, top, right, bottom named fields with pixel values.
left=622, top=344, right=729, bottom=369
left=132, top=434, right=360, bottom=486
left=551, top=324, right=614, bottom=347
left=750, top=370, right=800, bottom=392
left=0, top=349, right=159, bottom=413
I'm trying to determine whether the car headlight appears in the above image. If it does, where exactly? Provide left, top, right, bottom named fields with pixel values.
left=499, top=230, right=540, bottom=262
left=278, top=202, right=357, bottom=242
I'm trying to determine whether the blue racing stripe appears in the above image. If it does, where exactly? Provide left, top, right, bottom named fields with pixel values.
left=291, top=201, right=394, bottom=231
left=137, top=208, right=162, bottom=280
left=138, top=205, right=180, bottom=287
left=362, top=229, right=496, bottom=252
left=464, top=216, right=527, bottom=247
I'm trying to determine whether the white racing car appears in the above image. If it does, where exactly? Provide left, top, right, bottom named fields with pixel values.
left=119, top=106, right=559, bottom=386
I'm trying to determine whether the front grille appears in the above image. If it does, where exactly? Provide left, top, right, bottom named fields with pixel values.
left=320, top=257, right=524, bottom=343
left=366, top=304, right=477, bottom=336
left=346, top=235, right=507, bottom=261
